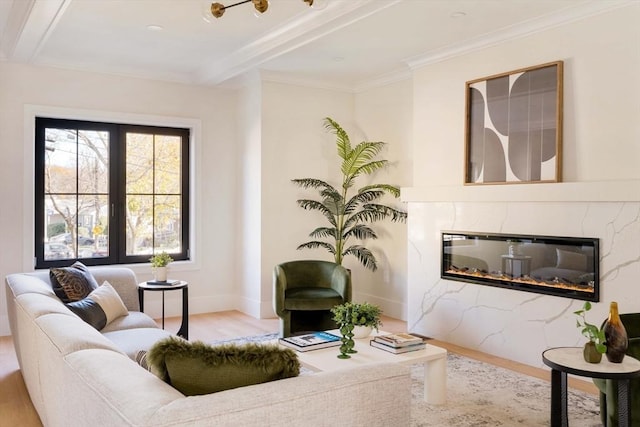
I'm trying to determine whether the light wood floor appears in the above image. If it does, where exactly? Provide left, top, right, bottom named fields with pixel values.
left=0, top=311, right=597, bottom=426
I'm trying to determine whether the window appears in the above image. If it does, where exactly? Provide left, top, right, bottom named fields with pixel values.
left=35, top=118, right=190, bottom=268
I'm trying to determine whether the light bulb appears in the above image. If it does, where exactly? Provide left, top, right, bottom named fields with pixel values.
left=201, top=1, right=214, bottom=23
left=308, top=0, right=328, bottom=10
left=253, top=0, right=269, bottom=18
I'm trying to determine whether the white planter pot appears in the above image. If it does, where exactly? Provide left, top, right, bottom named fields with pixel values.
left=352, top=325, right=373, bottom=339
left=154, top=266, right=168, bottom=282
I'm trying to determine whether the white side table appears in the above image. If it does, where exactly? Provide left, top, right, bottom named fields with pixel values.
left=542, top=347, right=640, bottom=427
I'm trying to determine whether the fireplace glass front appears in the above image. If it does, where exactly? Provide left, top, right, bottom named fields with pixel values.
left=441, top=232, right=599, bottom=301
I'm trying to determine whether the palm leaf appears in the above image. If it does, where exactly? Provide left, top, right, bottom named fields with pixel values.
left=297, top=241, right=336, bottom=254
left=292, top=178, right=337, bottom=193
left=296, top=199, right=337, bottom=226
left=343, top=224, right=377, bottom=240
left=310, top=227, right=338, bottom=239
left=342, top=245, right=378, bottom=271
left=324, top=117, right=351, bottom=161
left=359, top=183, right=401, bottom=198
left=361, top=204, right=408, bottom=223
left=341, top=142, right=385, bottom=182
left=342, top=190, right=384, bottom=216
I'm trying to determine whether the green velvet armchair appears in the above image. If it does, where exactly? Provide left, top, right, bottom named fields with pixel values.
left=594, top=313, right=640, bottom=427
left=273, top=260, right=351, bottom=338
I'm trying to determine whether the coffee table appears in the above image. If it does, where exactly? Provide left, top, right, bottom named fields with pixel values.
left=279, top=330, right=447, bottom=404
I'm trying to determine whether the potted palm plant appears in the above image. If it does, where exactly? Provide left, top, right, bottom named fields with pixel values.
left=292, top=117, right=407, bottom=271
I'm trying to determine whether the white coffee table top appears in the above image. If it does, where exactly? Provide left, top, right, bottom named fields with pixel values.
left=280, top=330, right=447, bottom=372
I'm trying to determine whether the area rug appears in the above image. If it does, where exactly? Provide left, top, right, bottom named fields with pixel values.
left=213, top=333, right=601, bottom=426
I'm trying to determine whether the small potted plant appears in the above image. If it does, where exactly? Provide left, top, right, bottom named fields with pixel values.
left=149, top=251, right=173, bottom=282
left=331, top=302, right=383, bottom=338
left=574, top=301, right=606, bottom=363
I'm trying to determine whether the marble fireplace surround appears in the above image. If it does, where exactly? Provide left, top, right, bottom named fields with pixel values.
left=402, top=180, right=640, bottom=368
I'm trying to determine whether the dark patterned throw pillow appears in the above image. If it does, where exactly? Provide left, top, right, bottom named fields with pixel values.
left=66, top=281, right=129, bottom=330
left=50, top=261, right=99, bottom=303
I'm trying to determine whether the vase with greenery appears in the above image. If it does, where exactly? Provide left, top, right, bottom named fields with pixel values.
left=331, top=301, right=382, bottom=339
left=574, top=301, right=606, bottom=363
left=149, top=251, right=173, bottom=282
left=292, top=117, right=407, bottom=271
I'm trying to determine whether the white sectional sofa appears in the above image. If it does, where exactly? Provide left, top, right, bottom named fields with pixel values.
left=5, top=267, right=411, bottom=426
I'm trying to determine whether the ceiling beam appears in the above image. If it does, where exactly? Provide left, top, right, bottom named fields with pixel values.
left=1, top=0, right=71, bottom=62
left=194, top=0, right=402, bottom=85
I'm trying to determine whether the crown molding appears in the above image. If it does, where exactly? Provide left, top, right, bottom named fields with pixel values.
left=258, top=69, right=355, bottom=92
left=405, top=0, right=634, bottom=70
left=353, top=67, right=412, bottom=93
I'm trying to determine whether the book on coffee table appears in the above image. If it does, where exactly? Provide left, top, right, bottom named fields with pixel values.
left=146, top=279, right=180, bottom=286
left=279, top=331, right=342, bottom=352
left=373, top=332, right=423, bottom=348
left=369, top=339, right=426, bottom=354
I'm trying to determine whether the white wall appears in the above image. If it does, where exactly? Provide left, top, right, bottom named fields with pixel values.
left=236, top=73, right=263, bottom=318
left=354, top=79, right=413, bottom=319
left=405, top=4, right=640, bottom=367
left=0, top=62, right=239, bottom=335
left=412, top=4, right=640, bottom=186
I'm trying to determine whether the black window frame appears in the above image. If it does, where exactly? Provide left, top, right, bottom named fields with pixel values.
left=35, top=117, right=190, bottom=269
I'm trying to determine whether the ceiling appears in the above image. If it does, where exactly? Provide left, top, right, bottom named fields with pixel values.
left=0, top=0, right=631, bottom=91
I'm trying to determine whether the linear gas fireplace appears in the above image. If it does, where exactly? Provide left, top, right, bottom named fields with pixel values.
left=442, top=232, right=599, bottom=301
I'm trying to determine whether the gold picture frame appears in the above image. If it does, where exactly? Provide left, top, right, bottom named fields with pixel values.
left=464, top=61, right=563, bottom=185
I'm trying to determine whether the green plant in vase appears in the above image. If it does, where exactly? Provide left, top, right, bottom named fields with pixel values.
left=574, top=301, right=606, bottom=363
left=331, top=302, right=382, bottom=328
left=149, top=251, right=173, bottom=282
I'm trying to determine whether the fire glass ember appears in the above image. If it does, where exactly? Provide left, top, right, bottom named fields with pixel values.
left=441, top=232, right=599, bottom=302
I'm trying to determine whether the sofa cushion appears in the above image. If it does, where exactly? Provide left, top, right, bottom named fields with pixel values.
left=50, top=261, right=99, bottom=303
left=101, top=311, right=159, bottom=333
left=556, top=249, right=587, bottom=271
left=66, top=281, right=128, bottom=330
left=103, top=327, right=173, bottom=359
left=284, top=287, right=344, bottom=310
left=147, top=336, right=300, bottom=396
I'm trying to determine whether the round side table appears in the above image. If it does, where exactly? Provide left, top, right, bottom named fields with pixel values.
left=542, top=346, right=640, bottom=427
left=137, top=281, right=189, bottom=339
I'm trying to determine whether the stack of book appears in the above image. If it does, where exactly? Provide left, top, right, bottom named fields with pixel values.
left=278, top=331, right=342, bottom=352
left=369, top=333, right=426, bottom=354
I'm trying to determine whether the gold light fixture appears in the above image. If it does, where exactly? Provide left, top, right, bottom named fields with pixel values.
left=205, top=0, right=322, bottom=20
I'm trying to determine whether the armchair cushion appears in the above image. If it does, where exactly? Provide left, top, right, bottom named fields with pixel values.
left=284, top=287, right=344, bottom=310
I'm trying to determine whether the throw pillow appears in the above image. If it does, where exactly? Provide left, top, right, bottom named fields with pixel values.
left=66, top=281, right=129, bottom=330
left=146, top=336, right=300, bottom=396
left=50, top=261, right=99, bottom=303
left=556, top=249, right=588, bottom=271
left=135, top=350, right=151, bottom=371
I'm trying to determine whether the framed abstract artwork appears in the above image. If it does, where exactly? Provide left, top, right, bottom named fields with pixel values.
left=464, top=61, right=563, bottom=185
